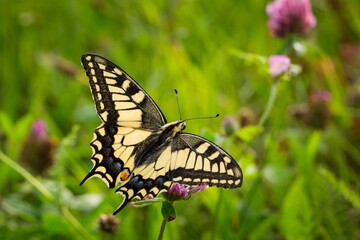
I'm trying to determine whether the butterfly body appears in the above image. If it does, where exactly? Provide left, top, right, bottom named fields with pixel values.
left=80, top=54, right=242, bottom=214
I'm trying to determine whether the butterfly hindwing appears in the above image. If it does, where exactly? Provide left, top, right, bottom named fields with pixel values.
left=169, top=133, right=242, bottom=187
left=81, top=124, right=154, bottom=188
left=113, top=132, right=243, bottom=213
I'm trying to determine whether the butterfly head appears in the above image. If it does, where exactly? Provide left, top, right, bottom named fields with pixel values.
left=174, top=120, right=186, bottom=133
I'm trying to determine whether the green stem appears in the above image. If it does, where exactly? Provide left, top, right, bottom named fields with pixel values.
left=258, top=82, right=278, bottom=126
left=278, top=36, right=296, bottom=54
left=0, top=150, right=54, bottom=201
left=158, top=218, right=167, bottom=240
left=239, top=74, right=281, bottom=227
left=61, top=207, right=95, bottom=240
left=210, top=190, right=223, bottom=240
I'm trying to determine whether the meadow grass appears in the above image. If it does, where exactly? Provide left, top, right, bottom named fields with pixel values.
left=1, top=0, right=360, bottom=239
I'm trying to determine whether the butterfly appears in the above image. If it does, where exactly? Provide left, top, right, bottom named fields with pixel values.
left=80, top=54, right=243, bottom=214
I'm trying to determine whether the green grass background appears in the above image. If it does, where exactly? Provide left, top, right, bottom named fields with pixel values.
left=1, top=0, right=360, bottom=239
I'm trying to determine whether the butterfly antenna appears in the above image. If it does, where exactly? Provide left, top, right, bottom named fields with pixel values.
left=174, top=89, right=219, bottom=122
left=183, top=113, right=220, bottom=122
left=174, top=89, right=182, bottom=120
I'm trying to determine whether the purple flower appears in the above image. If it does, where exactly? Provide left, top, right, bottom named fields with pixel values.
left=266, top=0, right=316, bottom=38
left=268, top=55, right=291, bottom=78
left=309, top=89, right=331, bottom=104
left=31, top=120, right=48, bottom=140
left=189, top=184, right=208, bottom=194
left=163, top=183, right=208, bottom=202
left=20, top=119, right=56, bottom=175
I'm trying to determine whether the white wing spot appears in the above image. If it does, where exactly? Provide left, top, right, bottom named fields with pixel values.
left=122, top=80, right=131, bottom=90
left=219, top=162, right=226, bottom=173
left=195, top=155, right=203, bottom=170
left=203, top=159, right=211, bottom=172
left=99, top=102, right=105, bottom=110
left=93, top=153, right=103, bottom=162
left=92, top=140, right=102, bottom=150
left=212, top=163, right=218, bottom=172
left=208, top=151, right=220, bottom=160
left=126, top=189, right=134, bottom=198
left=196, top=143, right=210, bottom=154
left=97, top=166, right=106, bottom=174
left=105, top=173, right=113, bottom=183
left=139, top=189, right=147, bottom=197
left=187, top=151, right=197, bottom=168
left=112, top=94, right=130, bottom=101
left=114, top=68, right=123, bottom=75
left=97, top=127, right=106, bottom=136
left=98, top=63, right=106, bottom=70
left=108, top=86, right=126, bottom=95
left=103, top=71, right=117, bottom=78
left=223, top=156, right=231, bottom=164
left=105, top=78, right=117, bottom=85
left=173, top=177, right=182, bottom=181
left=95, top=84, right=100, bottom=91
left=131, top=91, right=145, bottom=104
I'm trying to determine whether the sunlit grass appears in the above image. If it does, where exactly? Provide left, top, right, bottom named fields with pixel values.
left=1, top=0, right=360, bottom=239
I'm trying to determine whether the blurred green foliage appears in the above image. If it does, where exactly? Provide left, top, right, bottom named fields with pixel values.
left=1, top=0, right=360, bottom=239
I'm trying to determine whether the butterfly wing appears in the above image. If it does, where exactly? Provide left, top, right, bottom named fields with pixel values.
left=81, top=54, right=166, bottom=128
left=169, top=133, right=242, bottom=187
left=113, top=132, right=242, bottom=214
left=80, top=54, right=167, bottom=188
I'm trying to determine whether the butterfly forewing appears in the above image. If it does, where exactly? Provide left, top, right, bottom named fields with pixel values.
left=80, top=54, right=243, bottom=214
left=80, top=54, right=167, bottom=187
left=81, top=54, right=167, bottom=129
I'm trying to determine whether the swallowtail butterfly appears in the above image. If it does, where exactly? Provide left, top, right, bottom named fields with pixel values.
left=80, top=54, right=242, bottom=214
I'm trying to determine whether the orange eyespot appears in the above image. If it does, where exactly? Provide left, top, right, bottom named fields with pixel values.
left=119, top=170, right=130, bottom=181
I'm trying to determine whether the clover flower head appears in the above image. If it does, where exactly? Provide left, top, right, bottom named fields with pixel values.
left=163, top=183, right=208, bottom=202
left=266, top=0, right=316, bottom=38
left=31, top=120, right=48, bottom=140
left=268, top=55, right=291, bottom=78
